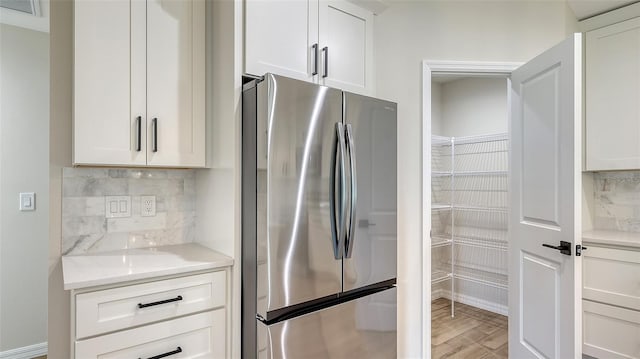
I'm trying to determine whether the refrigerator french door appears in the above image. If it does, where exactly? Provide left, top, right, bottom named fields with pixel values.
left=242, top=74, right=397, bottom=359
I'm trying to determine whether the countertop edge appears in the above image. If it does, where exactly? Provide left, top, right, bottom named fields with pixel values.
left=62, top=243, right=234, bottom=291
left=62, top=260, right=234, bottom=291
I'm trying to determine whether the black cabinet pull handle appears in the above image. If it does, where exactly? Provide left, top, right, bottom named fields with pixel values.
left=137, top=295, right=182, bottom=309
left=542, top=241, right=572, bottom=256
left=322, top=46, right=328, bottom=78
left=152, top=118, right=158, bottom=152
left=139, top=346, right=182, bottom=359
left=311, top=43, right=318, bottom=76
left=135, top=116, right=142, bottom=152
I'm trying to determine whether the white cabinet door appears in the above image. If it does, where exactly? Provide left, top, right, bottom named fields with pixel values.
left=245, top=0, right=319, bottom=82
left=319, top=1, right=373, bottom=95
left=74, top=0, right=146, bottom=166
left=509, top=34, right=582, bottom=359
left=147, top=0, right=205, bottom=167
left=585, top=17, right=640, bottom=171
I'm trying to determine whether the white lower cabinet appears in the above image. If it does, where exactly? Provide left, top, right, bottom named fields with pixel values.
left=71, top=270, right=228, bottom=358
left=583, top=301, right=640, bottom=359
left=583, top=242, right=640, bottom=358
left=75, top=309, right=226, bottom=359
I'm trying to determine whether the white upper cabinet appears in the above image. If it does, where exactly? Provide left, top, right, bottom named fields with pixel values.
left=244, top=0, right=374, bottom=95
left=74, top=0, right=146, bottom=166
left=245, top=0, right=319, bottom=82
left=585, top=17, right=640, bottom=171
left=74, top=0, right=205, bottom=168
left=318, top=1, right=373, bottom=94
left=146, top=0, right=205, bottom=167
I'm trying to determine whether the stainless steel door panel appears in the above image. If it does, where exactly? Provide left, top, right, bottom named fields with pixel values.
left=259, top=287, right=397, bottom=359
left=257, top=74, right=344, bottom=316
left=343, top=93, right=397, bottom=292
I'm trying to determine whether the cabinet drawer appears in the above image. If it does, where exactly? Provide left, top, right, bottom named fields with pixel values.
left=76, top=271, right=225, bottom=339
left=75, top=309, right=225, bottom=358
left=583, top=300, right=640, bottom=359
left=583, top=245, right=640, bottom=310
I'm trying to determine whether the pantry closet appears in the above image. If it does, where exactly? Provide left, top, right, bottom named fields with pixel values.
left=429, top=74, right=510, bottom=357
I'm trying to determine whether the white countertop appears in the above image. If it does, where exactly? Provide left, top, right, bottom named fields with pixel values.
left=62, top=243, right=234, bottom=290
left=583, top=230, right=640, bottom=249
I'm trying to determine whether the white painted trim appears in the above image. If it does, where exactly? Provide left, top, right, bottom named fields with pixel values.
left=0, top=342, right=47, bottom=359
left=421, top=60, right=522, bottom=358
left=424, top=60, right=522, bottom=75
left=421, top=60, right=432, bottom=358
left=579, top=2, right=640, bottom=32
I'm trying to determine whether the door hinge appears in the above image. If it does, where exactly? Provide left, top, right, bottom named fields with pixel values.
left=576, top=244, right=587, bottom=256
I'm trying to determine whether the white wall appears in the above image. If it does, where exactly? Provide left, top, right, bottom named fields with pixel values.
left=194, top=0, right=243, bottom=357
left=374, top=2, right=578, bottom=356
left=439, top=77, right=508, bottom=137
left=0, top=23, right=49, bottom=352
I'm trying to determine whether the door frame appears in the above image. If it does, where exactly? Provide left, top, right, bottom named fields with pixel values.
left=421, top=60, right=522, bottom=355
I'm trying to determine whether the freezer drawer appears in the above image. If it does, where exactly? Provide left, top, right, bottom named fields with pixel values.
left=258, top=287, right=396, bottom=359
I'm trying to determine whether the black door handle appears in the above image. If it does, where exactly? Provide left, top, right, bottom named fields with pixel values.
left=542, top=241, right=572, bottom=256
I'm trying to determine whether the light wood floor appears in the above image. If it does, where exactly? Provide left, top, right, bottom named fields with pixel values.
left=432, top=298, right=508, bottom=359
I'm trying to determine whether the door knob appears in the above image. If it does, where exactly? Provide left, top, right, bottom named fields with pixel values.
left=542, top=241, right=572, bottom=256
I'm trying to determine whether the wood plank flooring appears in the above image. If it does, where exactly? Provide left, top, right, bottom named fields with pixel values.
left=432, top=298, right=508, bottom=359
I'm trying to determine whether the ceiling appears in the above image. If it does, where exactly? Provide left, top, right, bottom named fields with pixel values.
left=376, top=0, right=638, bottom=21
left=566, top=0, right=638, bottom=20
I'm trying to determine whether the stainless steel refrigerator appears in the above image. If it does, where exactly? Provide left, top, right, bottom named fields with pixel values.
left=242, top=74, right=397, bottom=358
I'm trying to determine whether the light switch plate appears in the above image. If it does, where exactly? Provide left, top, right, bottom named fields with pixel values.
left=19, top=192, right=35, bottom=211
left=105, top=196, right=131, bottom=218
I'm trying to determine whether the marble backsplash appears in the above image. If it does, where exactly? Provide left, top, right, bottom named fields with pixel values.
left=62, top=168, right=196, bottom=255
left=594, top=171, right=640, bottom=232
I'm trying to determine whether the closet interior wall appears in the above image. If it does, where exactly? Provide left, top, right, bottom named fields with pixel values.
left=431, top=134, right=509, bottom=316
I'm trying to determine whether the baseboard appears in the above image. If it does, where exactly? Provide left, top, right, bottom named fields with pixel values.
left=435, top=290, right=508, bottom=316
left=0, top=342, right=47, bottom=359
left=431, top=288, right=444, bottom=301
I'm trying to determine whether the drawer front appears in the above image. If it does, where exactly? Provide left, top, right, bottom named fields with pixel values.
left=76, top=271, right=226, bottom=339
left=75, top=309, right=226, bottom=358
left=583, top=245, right=640, bottom=310
left=583, top=300, right=640, bottom=359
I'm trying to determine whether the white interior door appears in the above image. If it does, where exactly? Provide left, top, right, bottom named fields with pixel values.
left=509, top=34, right=582, bottom=359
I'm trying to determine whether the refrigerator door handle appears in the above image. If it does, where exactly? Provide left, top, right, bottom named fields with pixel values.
left=345, top=124, right=357, bottom=258
left=330, top=122, right=348, bottom=259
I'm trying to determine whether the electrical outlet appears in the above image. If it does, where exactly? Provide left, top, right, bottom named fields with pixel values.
left=141, top=196, right=156, bottom=217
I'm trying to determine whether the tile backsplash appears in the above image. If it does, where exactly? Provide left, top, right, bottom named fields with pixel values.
left=62, top=168, right=196, bottom=255
left=594, top=171, right=640, bottom=232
